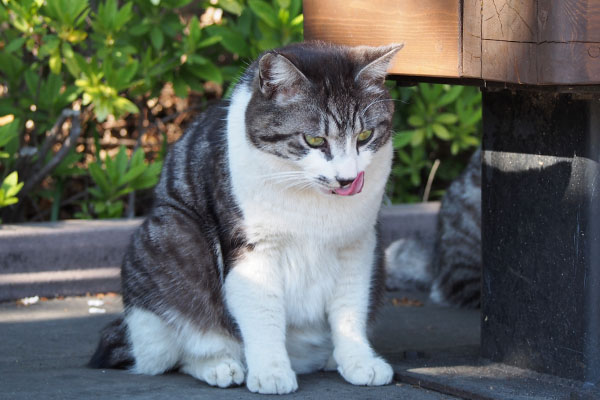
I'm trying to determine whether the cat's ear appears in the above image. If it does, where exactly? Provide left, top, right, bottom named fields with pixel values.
left=353, top=44, right=404, bottom=86
left=257, top=51, right=309, bottom=102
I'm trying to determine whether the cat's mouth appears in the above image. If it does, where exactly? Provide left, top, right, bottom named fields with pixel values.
left=331, top=171, right=365, bottom=196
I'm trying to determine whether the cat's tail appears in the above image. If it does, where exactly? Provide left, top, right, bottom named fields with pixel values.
left=384, top=237, right=434, bottom=291
left=88, top=317, right=134, bottom=369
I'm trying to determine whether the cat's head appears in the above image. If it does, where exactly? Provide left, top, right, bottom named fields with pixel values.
left=244, top=41, right=403, bottom=196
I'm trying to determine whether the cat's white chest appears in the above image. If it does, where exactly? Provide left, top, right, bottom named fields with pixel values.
left=277, top=239, right=339, bottom=326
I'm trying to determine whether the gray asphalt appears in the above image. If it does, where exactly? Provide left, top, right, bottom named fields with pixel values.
left=0, top=290, right=478, bottom=399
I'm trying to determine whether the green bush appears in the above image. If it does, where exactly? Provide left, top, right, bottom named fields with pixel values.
left=386, top=82, right=482, bottom=203
left=0, top=0, right=478, bottom=222
left=77, top=145, right=162, bottom=218
left=0, top=0, right=302, bottom=222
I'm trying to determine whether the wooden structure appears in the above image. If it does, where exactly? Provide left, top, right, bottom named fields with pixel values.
left=304, top=0, right=600, bottom=85
left=304, top=0, right=600, bottom=392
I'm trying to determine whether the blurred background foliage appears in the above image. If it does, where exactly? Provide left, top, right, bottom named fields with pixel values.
left=0, top=0, right=480, bottom=222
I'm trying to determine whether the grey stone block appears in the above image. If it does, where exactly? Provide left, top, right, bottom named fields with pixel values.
left=0, top=219, right=142, bottom=301
left=0, top=203, right=440, bottom=301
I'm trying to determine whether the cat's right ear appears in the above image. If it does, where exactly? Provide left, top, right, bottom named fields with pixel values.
left=257, top=52, right=309, bottom=102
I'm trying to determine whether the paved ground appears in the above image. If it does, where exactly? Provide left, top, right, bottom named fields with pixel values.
left=0, top=290, right=479, bottom=400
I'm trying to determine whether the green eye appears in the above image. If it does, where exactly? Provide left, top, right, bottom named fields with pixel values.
left=304, top=134, right=326, bottom=148
left=358, top=130, right=373, bottom=143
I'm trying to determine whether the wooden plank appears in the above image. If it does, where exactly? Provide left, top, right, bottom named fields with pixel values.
left=538, top=0, right=600, bottom=42
left=482, top=0, right=537, bottom=42
left=462, top=0, right=483, bottom=78
left=479, top=0, right=600, bottom=85
left=538, top=42, right=600, bottom=85
left=482, top=40, right=537, bottom=84
left=303, top=0, right=461, bottom=78
left=480, top=0, right=538, bottom=83
left=303, top=0, right=600, bottom=85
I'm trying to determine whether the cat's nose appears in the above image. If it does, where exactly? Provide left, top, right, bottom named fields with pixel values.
left=336, top=177, right=356, bottom=187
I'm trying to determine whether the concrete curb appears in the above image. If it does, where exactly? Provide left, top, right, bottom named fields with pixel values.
left=0, top=203, right=439, bottom=302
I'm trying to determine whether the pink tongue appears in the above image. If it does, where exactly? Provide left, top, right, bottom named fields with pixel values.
left=334, top=171, right=365, bottom=196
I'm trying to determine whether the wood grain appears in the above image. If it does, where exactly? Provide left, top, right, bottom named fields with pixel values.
left=538, top=0, right=600, bottom=42
left=538, top=43, right=600, bottom=85
left=303, top=0, right=461, bottom=78
left=482, top=41, right=536, bottom=84
left=463, top=0, right=483, bottom=78
left=478, top=0, right=600, bottom=84
left=482, top=0, right=537, bottom=42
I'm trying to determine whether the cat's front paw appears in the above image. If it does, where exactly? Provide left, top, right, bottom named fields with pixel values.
left=338, top=356, right=394, bottom=386
left=246, top=364, right=298, bottom=394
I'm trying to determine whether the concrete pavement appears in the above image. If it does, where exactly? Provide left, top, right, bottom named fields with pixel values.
left=0, top=290, right=466, bottom=400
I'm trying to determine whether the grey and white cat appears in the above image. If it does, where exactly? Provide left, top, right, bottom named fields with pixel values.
left=90, top=42, right=403, bottom=394
left=385, top=148, right=481, bottom=308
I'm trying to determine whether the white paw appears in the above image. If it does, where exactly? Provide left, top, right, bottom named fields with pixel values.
left=182, top=358, right=245, bottom=388
left=338, top=357, right=394, bottom=386
left=246, top=364, right=298, bottom=394
left=205, top=359, right=245, bottom=388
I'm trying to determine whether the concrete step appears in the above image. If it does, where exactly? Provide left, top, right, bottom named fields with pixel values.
left=0, top=203, right=440, bottom=302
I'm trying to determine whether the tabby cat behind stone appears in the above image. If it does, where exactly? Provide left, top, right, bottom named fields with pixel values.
left=89, top=41, right=403, bottom=394
left=385, top=148, right=482, bottom=308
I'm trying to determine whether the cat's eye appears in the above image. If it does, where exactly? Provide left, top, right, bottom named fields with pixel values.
left=357, top=130, right=373, bottom=143
left=304, top=134, right=326, bottom=148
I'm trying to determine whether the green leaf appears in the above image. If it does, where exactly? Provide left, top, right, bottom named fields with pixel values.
left=248, top=0, right=278, bottom=28
left=119, top=163, right=147, bottom=186
left=5, top=180, right=23, bottom=199
left=150, top=26, right=164, bottom=50
left=432, top=123, right=451, bottom=140
left=88, top=162, right=111, bottom=196
left=410, top=128, right=425, bottom=146
left=451, top=142, right=460, bottom=155
left=393, top=131, right=414, bottom=149
left=113, top=97, right=139, bottom=115
left=435, top=113, right=458, bottom=124
left=189, top=61, right=223, bottom=84
left=0, top=118, right=20, bottom=148
left=49, top=52, right=62, bottom=74
left=195, top=35, right=222, bottom=49
left=5, top=37, right=26, bottom=54
left=290, top=14, right=303, bottom=27
left=461, top=109, right=482, bottom=127
left=218, top=0, right=244, bottom=15
left=437, top=85, right=463, bottom=107
left=129, top=22, right=151, bottom=36
left=115, top=146, right=128, bottom=178
left=130, top=147, right=144, bottom=167
left=407, top=115, right=424, bottom=128
left=2, top=171, right=18, bottom=190
left=172, top=75, right=188, bottom=98
left=276, top=0, right=290, bottom=9
left=207, top=26, right=250, bottom=57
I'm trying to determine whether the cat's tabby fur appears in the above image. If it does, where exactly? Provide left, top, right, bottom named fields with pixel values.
left=385, top=148, right=482, bottom=308
left=89, top=42, right=403, bottom=394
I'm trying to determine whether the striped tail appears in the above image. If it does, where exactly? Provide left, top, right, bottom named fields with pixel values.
left=88, top=317, right=134, bottom=369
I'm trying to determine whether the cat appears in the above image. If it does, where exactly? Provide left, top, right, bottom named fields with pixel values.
left=385, top=148, right=481, bottom=308
left=89, top=41, right=404, bottom=394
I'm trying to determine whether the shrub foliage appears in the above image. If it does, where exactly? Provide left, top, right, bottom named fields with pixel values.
left=0, top=0, right=479, bottom=222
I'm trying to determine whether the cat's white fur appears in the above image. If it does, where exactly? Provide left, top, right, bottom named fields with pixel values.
left=125, top=80, right=394, bottom=394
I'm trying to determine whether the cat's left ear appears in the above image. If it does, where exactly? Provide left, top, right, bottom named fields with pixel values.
left=258, top=51, right=309, bottom=102
left=354, top=43, right=404, bottom=86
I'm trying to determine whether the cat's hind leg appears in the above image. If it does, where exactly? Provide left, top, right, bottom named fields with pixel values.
left=180, top=356, right=245, bottom=388
left=126, top=307, right=245, bottom=388
left=175, top=314, right=245, bottom=388
left=126, top=307, right=181, bottom=375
